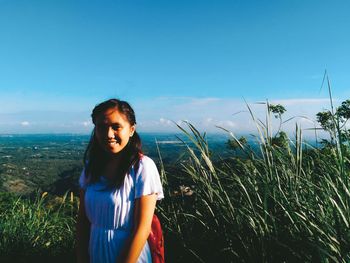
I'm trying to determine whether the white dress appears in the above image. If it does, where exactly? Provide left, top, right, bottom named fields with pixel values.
left=79, top=155, right=164, bottom=263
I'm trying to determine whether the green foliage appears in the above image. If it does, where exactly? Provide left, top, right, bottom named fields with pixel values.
left=267, top=103, right=287, bottom=137
left=0, top=191, right=78, bottom=263
left=156, top=101, right=350, bottom=262
left=316, top=99, right=350, bottom=145
left=268, top=103, right=286, bottom=118
left=337, top=99, right=350, bottom=120
left=271, top=131, right=289, bottom=148
left=316, top=110, right=334, bottom=131
left=226, top=136, right=247, bottom=151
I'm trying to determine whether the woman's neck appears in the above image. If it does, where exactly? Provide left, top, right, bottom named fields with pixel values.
left=104, top=153, right=123, bottom=180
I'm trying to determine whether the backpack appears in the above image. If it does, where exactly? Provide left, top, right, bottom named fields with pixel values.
left=148, top=214, right=165, bottom=263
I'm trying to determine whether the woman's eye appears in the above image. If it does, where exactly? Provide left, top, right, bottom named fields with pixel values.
left=111, top=124, right=121, bottom=131
left=96, top=124, right=121, bottom=131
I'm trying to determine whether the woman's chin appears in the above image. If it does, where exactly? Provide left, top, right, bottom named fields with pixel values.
left=103, top=144, right=125, bottom=155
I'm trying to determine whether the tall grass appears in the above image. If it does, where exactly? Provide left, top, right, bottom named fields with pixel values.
left=0, top=191, right=78, bottom=263
left=156, top=102, right=350, bottom=262
left=1, top=98, right=350, bottom=262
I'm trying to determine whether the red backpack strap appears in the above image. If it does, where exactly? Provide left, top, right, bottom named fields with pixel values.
left=147, top=214, right=165, bottom=263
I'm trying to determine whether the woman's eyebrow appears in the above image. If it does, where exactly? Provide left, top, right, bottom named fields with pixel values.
left=110, top=122, right=123, bottom=128
left=97, top=121, right=121, bottom=127
left=100, top=119, right=121, bottom=124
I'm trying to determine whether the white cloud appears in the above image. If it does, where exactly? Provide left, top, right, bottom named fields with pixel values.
left=134, top=96, right=337, bottom=138
left=269, top=98, right=332, bottom=106
left=82, top=121, right=92, bottom=127
left=223, top=120, right=236, bottom=128
left=159, top=118, right=172, bottom=125
left=0, top=97, right=338, bottom=136
left=21, top=121, right=30, bottom=126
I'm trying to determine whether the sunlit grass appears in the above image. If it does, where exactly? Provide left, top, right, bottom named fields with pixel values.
left=0, top=191, right=78, bottom=263
left=157, top=100, right=350, bottom=262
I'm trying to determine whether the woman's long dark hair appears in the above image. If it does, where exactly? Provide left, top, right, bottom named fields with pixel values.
left=83, top=99, right=143, bottom=188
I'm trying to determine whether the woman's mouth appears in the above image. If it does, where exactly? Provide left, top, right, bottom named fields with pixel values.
left=107, top=139, right=120, bottom=146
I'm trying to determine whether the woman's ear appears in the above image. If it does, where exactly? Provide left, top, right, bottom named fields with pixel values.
left=130, top=125, right=136, bottom=137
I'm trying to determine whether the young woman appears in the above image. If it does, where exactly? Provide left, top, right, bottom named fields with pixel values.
left=76, top=99, right=164, bottom=263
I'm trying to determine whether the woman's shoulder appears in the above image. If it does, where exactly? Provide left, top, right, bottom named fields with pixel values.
left=134, top=155, right=164, bottom=200
left=138, top=155, right=158, bottom=171
left=140, top=155, right=155, bottom=165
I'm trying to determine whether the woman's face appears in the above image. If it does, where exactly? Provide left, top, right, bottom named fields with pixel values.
left=94, top=108, right=135, bottom=155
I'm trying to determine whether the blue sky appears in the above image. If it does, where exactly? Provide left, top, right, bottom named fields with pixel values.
left=0, top=0, right=350, bottom=134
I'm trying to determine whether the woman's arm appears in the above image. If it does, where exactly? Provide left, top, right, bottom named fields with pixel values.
left=76, top=189, right=91, bottom=263
left=119, top=193, right=157, bottom=263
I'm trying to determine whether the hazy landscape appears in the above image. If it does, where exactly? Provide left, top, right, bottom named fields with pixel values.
left=0, top=132, right=232, bottom=196
left=1, top=100, right=350, bottom=262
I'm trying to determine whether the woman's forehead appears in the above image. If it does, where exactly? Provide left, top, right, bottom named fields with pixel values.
left=95, top=108, right=129, bottom=123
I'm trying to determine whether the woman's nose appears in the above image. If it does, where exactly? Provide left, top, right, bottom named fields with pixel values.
left=107, top=126, right=115, bottom=139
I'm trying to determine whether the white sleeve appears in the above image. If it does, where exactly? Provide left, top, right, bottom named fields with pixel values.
left=79, top=168, right=88, bottom=190
left=134, top=156, right=164, bottom=200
